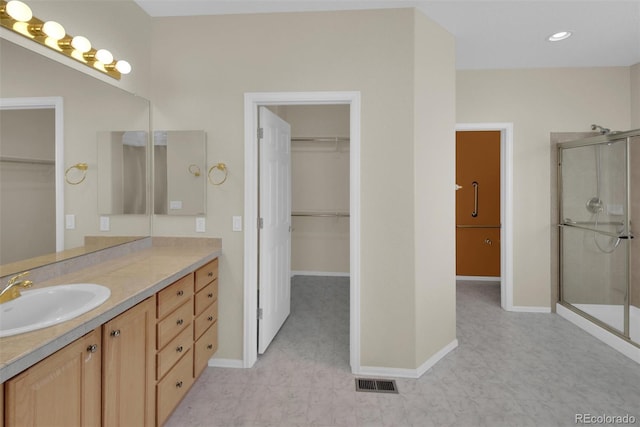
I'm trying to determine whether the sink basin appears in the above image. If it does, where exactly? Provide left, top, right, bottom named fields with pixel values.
left=0, top=284, right=111, bottom=338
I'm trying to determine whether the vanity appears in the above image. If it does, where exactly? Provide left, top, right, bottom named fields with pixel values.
left=0, top=237, right=221, bottom=427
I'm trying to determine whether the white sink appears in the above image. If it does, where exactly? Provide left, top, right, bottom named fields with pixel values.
left=0, top=284, right=111, bottom=338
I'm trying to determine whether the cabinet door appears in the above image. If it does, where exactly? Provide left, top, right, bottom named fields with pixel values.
left=5, top=329, right=102, bottom=427
left=102, top=297, right=155, bottom=427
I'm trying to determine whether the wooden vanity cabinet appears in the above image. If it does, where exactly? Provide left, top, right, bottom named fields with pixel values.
left=102, top=296, right=155, bottom=427
left=4, top=329, right=102, bottom=427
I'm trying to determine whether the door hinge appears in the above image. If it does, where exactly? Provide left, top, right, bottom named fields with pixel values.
left=258, top=218, right=264, bottom=229
left=257, top=308, right=263, bottom=319
left=257, top=127, right=264, bottom=139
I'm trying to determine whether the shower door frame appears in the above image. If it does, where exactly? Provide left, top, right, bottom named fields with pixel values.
left=557, top=128, right=639, bottom=347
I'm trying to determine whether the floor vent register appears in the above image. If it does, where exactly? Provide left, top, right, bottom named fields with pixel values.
left=355, top=378, right=399, bottom=394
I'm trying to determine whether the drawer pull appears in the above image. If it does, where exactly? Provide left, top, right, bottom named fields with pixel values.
left=207, top=272, right=213, bottom=277
left=177, top=290, right=184, bottom=296
left=208, top=293, right=214, bottom=298
left=176, top=345, right=184, bottom=353
left=87, top=344, right=98, bottom=353
left=207, top=344, right=213, bottom=350
left=207, top=316, right=214, bottom=322
left=110, top=330, right=121, bottom=337
left=176, top=318, right=184, bottom=326
left=176, top=381, right=183, bottom=388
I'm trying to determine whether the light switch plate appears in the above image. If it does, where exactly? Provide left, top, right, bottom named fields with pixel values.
left=65, top=214, right=75, bottom=229
left=100, top=216, right=110, bottom=231
left=170, top=200, right=183, bottom=210
left=196, top=217, right=206, bottom=233
left=232, top=216, right=242, bottom=232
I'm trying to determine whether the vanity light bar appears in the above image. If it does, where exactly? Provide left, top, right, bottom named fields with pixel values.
left=0, top=0, right=131, bottom=80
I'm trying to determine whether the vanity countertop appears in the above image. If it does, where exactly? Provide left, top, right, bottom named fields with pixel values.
left=0, top=238, right=221, bottom=383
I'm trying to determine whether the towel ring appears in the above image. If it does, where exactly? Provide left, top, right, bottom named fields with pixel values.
left=188, top=164, right=201, bottom=177
left=65, top=163, right=88, bottom=185
left=208, top=162, right=228, bottom=186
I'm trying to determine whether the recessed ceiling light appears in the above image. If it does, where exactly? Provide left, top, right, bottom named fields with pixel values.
left=548, top=31, right=572, bottom=42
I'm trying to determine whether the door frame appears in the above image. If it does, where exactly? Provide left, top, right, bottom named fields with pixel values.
left=0, top=96, right=64, bottom=252
left=456, top=123, right=514, bottom=311
left=243, top=91, right=361, bottom=370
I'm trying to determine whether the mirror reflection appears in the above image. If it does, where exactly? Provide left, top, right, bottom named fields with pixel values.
left=98, top=131, right=148, bottom=215
left=0, top=38, right=151, bottom=276
left=154, top=130, right=206, bottom=216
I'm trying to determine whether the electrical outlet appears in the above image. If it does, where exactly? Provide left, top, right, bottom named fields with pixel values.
left=65, top=214, right=75, bottom=229
left=196, top=217, right=206, bottom=233
left=100, top=216, right=110, bottom=231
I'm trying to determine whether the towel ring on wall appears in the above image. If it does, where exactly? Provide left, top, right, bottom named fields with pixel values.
left=208, top=162, right=228, bottom=186
left=188, top=164, right=201, bottom=177
left=65, top=163, right=88, bottom=185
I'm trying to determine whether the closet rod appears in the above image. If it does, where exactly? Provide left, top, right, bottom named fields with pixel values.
left=291, top=136, right=350, bottom=143
left=0, top=156, right=55, bottom=165
left=291, top=211, right=350, bottom=218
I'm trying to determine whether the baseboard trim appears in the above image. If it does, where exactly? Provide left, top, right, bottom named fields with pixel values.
left=456, top=276, right=501, bottom=282
left=556, top=303, right=640, bottom=364
left=292, top=271, right=350, bottom=277
left=510, top=306, right=551, bottom=313
left=208, top=358, right=244, bottom=368
left=356, top=339, right=458, bottom=379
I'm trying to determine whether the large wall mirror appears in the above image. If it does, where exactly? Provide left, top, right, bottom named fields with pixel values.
left=0, top=38, right=151, bottom=276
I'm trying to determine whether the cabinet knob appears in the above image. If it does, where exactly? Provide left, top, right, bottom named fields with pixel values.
left=208, top=316, right=214, bottom=322
left=177, top=290, right=184, bottom=296
left=484, top=238, right=492, bottom=245
left=207, top=344, right=213, bottom=350
left=110, top=329, right=121, bottom=337
left=176, top=381, right=183, bottom=388
left=208, top=272, right=213, bottom=277
left=87, top=344, right=98, bottom=353
left=176, top=345, right=183, bottom=353
left=208, top=293, right=214, bottom=298
left=176, top=318, right=184, bottom=326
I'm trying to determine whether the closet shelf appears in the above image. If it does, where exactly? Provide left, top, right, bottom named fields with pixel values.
left=0, top=156, right=54, bottom=165
left=291, top=211, right=350, bottom=218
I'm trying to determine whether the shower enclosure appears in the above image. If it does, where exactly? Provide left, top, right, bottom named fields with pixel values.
left=558, top=128, right=639, bottom=347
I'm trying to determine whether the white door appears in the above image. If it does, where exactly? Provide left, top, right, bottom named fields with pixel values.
left=258, top=106, right=292, bottom=354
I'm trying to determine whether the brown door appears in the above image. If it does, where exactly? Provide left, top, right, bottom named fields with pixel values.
left=456, top=131, right=501, bottom=277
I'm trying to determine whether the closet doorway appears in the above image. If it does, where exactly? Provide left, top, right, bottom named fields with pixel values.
left=243, top=91, right=362, bottom=372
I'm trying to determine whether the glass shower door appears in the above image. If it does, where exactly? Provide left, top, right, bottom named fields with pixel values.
left=559, top=139, right=629, bottom=335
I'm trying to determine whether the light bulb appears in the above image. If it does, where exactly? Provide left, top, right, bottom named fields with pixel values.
left=6, top=0, right=32, bottom=22
left=548, top=31, right=572, bottom=42
left=71, top=36, right=91, bottom=53
left=115, top=60, right=131, bottom=74
left=42, top=21, right=65, bottom=40
left=95, top=49, right=113, bottom=64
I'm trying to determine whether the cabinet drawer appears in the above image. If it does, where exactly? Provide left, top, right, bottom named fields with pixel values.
left=194, top=320, right=218, bottom=378
left=194, top=300, right=218, bottom=341
left=156, top=349, right=194, bottom=426
left=194, top=280, right=218, bottom=316
left=157, top=274, right=194, bottom=319
left=157, top=299, right=193, bottom=350
left=195, top=258, right=218, bottom=292
left=157, top=325, right=193, bottom=380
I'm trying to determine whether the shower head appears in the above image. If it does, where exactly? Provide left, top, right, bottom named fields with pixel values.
left=591, top=124, right=611, bottom=135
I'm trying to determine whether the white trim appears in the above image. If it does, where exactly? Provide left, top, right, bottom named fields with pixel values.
left=208, top=358, right=245, bottom=369
left=456, top=276, right=500, bottom=282
left=244, top=91, right=362, bottom=373
left=456, top=123, right=514, bottom=311
left=510, top=306, right=551, bottom=313
left=556, top=303, right=640, bottom=364
left=0, top=97, right=64, bottom=252
left=359, top=339, right=458, bottom=379
left=292, top=270, right=350, bottom=277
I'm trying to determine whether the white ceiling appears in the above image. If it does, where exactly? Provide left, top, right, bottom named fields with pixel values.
left=134, top=0, right=640, bottom=70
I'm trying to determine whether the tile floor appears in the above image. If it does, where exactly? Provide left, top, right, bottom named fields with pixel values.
left=166, top=277, right=640, bottom=427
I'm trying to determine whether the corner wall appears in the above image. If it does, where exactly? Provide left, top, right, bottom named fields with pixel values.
left=632, top=63, right=640, bottom=128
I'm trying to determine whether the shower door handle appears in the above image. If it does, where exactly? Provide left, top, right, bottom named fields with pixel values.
left=471, top=181, right=479, bottom=217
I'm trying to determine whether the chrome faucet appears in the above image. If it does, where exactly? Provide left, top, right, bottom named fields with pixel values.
left=0, top=272, right=33, bottom=304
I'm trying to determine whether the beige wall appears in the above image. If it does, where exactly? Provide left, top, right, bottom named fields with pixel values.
left=150, top=8, right=456, bottom=370
left=457, top=67, right=632, bottom=308
left=632, top=63, right=640, bottom=128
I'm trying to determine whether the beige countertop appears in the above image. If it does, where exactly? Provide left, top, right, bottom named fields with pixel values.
left=0, top=238, right=221, bottom=383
